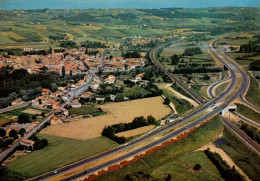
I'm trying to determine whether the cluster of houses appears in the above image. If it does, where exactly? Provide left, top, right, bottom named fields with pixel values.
left=0, top=47, right=147, bottom=76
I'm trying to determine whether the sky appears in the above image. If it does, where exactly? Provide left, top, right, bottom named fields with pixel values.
left=1, top=0, right=260, bottom=10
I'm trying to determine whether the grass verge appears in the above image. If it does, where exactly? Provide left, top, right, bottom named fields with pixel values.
left=245, top=75, right=260, bottom=108
left=236, top=103, right=260, bottom=124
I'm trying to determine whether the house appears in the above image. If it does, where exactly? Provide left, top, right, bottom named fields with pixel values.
left=42, top=88, right=51, bottom=95
left=12, top=98, right=24, bottom=106
left=38, top=95, right=48, bottom=104
left=78, top=79, right=85, bottom=85
left=91, top=82, right=100, bottom=92
left=110, top=94, right=116, bottom=101
left=105, top=75, right=116, bottom=84
left=62, top=94, right=69, bottom=101
left=54, top=107, right=69, bottom=117
left=135, top=73, right=144, bottom=80
left=96, top=97, right=106, bottom=102
left=50, top=92, right=60, bottom=99
left=31, top=99, right=40, bottom=107
left=70, top=99, right=81, bottom=108
left=20, top=138, right=35, bottom=149
left=50, top=116, right=63, bottom=125
left=80, top=91, right=92, bottom=99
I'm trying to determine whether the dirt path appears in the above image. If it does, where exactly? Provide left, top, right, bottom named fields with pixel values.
left=197, top=143, right=251, bottom=181
left=163, top=84, right=199, bottom=107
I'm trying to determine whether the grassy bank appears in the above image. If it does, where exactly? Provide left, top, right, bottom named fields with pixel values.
left=161, top=89, right=193, bottom=114
left=7, top=135, right=118, bottom=178
left=97, top=115, right=223, bottom=181
left=236, top=103, right=260, bottom=124
left=245, top=75, right=260, bottom=107
left=215, top=82, right=229, bottom=96
left=218, top=127, right=260, bottom=181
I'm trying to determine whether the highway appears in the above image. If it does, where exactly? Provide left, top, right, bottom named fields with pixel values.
left=26, top=36, right=258, bottom=181
left=231, top=111, right=260, bottom=129
left=222, top=116, right=260, bottom=154
left=0, top=72, right=94, bottom=164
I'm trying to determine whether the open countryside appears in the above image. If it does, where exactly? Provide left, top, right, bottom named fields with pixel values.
left=0, top=1, right=259, bottom=181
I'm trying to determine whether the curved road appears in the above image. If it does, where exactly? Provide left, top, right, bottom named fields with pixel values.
left=208, top=76, right=231, bottom=98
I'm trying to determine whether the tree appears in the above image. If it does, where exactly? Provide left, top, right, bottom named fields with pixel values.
left=0, top=128, right=6, bottom=137
left=147, top=115, right=156, bottom=124
left=12, top=68, right=28, bottom=80
left=170, top=54, right=180, bottom=65
left=62, top=66, right=66, bottom=78
left=18, top=113, right=30, bottom=124
left=9, top=129, right=18, bottom=138
left=18, top=128, right=26, bottom=137
left=164, top=97, right=170, bottom=105
left=193, top=164, right=201, bottom=170
left=22, top=95, right=29, bottom=101
left=51, top=83, right=58, bottom=92
left=9, top=92, right=18, bottom=100
left=165, top=174, right=172, bottom=181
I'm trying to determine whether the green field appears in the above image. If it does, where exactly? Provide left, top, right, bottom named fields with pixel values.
left=236, top=103, right=260, bottom=124
left=7, top=135, right=118, bottom=178
left=246, top=75, right=260, bottom=107
left=218, top=127, right=260, bottom=181
left=68, top=105, right=105, bottom=116
left=253, top=71, right=260, bottom=78
left=97, top=116, right=223, bottom=181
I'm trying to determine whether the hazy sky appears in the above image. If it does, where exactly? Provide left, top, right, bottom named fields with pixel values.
left=1, top=0, right=260, bottom=10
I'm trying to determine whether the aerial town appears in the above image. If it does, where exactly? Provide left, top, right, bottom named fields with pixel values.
left=0, top=1, right=259, bottom=181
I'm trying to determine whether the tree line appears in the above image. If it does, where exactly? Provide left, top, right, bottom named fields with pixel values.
left=102, top=115, right=157, bottom=144
left=204, top=149, right=244, bottom=181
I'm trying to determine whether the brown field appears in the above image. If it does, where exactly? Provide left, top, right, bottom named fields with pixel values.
left=22, top=108, right=42, bottom=115
left=115, top=125, right=155, bottom=138
left=41, top=97, right=171, bottom=140
left=81, top=25, right=102, bottom=31
left=1, top=32, right=25, bottom=40
left=63, top=33, right=75, bottom=39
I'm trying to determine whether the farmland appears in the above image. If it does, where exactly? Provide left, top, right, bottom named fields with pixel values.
left=0, top=7, right=259, bottom=49
left=6, top=134, right=118, bottom=178
left=0, top=106, right=49, bottom=126
left=41, top=97, right=171, bottom=140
